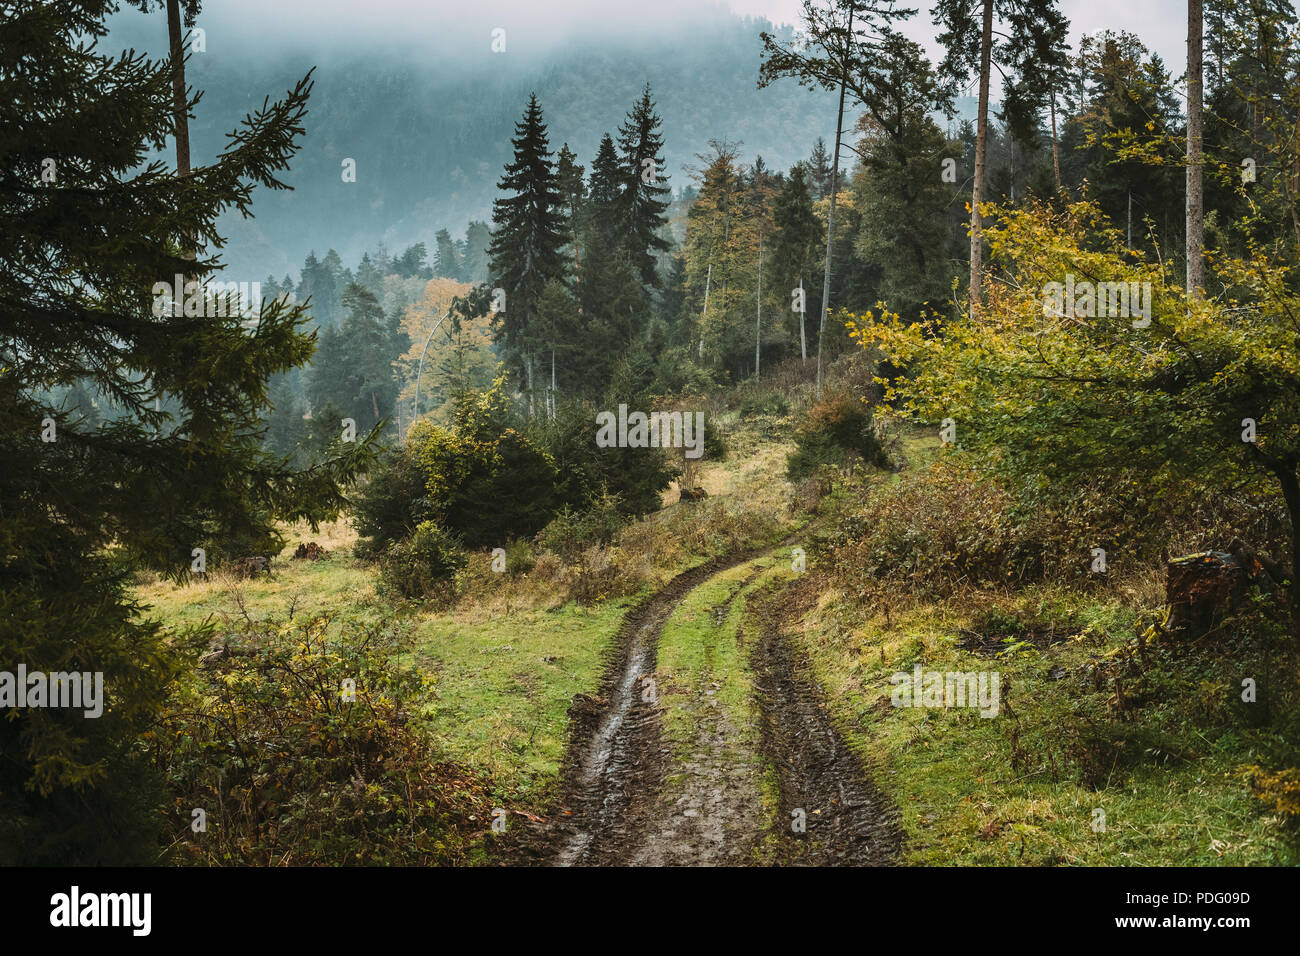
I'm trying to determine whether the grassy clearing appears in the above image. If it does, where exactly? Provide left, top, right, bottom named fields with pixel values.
left=135, top=517, right=629, bottom=816
left=134, top=411, right=804, bottom=860
left=396, top=598, right=628, bottom=807
left=134, top=519, right=379, bottom=631
left=791, top=580, right=1299, bottom=865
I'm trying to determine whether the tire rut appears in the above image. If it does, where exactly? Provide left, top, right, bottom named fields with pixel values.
left=506, top=545, right=900, bottom=866
left=748, top=585, right=901, bottom=865
left=543, top=550, right=765, bottom=865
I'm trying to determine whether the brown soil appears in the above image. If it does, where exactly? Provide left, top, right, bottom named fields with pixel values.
left=502, top=548, right=899, bottom=866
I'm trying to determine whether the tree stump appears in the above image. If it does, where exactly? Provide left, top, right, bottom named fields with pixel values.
left=1163, top=537, right=1285, bottom=637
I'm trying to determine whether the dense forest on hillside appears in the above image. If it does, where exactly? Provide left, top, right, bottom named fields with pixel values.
left=4, top=0, right=1300, bottom=896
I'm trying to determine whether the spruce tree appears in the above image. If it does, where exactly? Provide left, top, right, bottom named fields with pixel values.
left=587, top=133, right=623, bottom=246
left=0, top=0, right=373, bottom=863
left=616, top=85, right=672, bottom=288
left=462, top=221, right=492, bottom=284
left=433, top=228, right=463, bottom=280
left=932, top=0, right=1071, bottom=313
left=808, top=137, right=833, bottom=200
left=770, top=164, right=823, bottom=359
left=488, top=93, right=568, bottom=400
left=555, top=144, right=587, bottom=286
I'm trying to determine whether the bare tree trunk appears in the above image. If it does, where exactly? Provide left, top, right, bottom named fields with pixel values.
left=755, top=237, right=762, bottom=381
left=1049, top=93, right=1062, bottom=192
left=526, top=354, right=534, bottom=418
left=166, top=0, right=194, bottom=261
left=700, top=261, right=711, bottom=359
left=1272, top=464, right=1300, bottom=645
left=799, top=277, right=807, bottom=361
left=1186, top=0, right=1204, bottom=295
left=817, top=1, right=853, bottom=397
left=970, top=0, right=993, bottom=317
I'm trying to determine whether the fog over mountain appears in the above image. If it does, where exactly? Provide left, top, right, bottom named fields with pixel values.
left=106, top=4, right=860, bottom=283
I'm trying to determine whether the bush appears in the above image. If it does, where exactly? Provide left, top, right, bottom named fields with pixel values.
left=356, top=380, right=561, bottom=558
left=529, top=399, right=680, bottom=518
left=352, top=445, right=432, bottom=559
left=786, top=392, right=889, bottom=482
left=536, top=493, right=626, bottom=559
left=153, top=614, right=489, bottom=865
left=412, top=422, right=558, bottom=548
left=379, top=521, right=468, bottom=598
left=737, top=389, right=790, bottom=417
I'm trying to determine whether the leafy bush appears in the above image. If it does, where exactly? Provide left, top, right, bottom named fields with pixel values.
left=529, top=399, right=680, bottom=518
left=501, top=537, right=536, bottom=575
left=379, top=521, right=468, bottom=598
left=737, top=389, right=790, bottom=417
left=536, top=493, right=626, bottom=559
left=153, top=614, right=489, bottom=865
left=356, top=380, right=560, bottom=557
left=412, top=422, right=558, bottom=547
left=786, top=392, right=889, bottom=482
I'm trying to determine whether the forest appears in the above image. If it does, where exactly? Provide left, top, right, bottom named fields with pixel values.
left=2, top=0, right=1299, bottom=887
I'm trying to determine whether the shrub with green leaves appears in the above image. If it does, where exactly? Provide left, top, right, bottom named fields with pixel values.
left=379, top=521, right=469, bottom=598
left=536, top=493, right=626, bottom=559
left=153, top=614, right=488, bottom=865
left=352, top=445, right=432, bottom=559
left=786, top=392, right=889, bottom=481
left=737, top=389, right=790, bottom=417
left=527, top=398, right=680, bottom=518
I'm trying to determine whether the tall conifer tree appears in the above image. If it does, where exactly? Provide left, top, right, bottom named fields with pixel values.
left=488, top=94, right=567, bottom=400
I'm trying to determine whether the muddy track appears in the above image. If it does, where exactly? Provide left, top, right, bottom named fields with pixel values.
left=748, top=586, right=901, bottom=865
left=504, top=546, right=898, bottom=866
left=534, top=550, right=765, bottom=865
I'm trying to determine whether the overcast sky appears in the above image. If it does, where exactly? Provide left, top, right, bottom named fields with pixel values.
left=112, top=0, right=1189, bottom=72
left=733, top=0, right=1186, bottom=69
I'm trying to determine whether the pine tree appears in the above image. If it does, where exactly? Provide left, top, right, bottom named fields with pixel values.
left=307, top=321, right=351, bottom=417
left=555, top=144, right=587, bottom=287
left=356, top=251, right=384, bottom=292
left=808, top=137, right=833, bottom=200
left=0, top=1, right=373, bottom=863
left=616, top=84, right=672, bottom=288
left=770, top=164, right=823, bottom=359
left=339, top=283, right=398, bottom=433
left=462, top=221, right=492, bottom=284
left=433, top=229, right=463, bottom=280
left=488, top=93, right=568, bottom=401
left=588, top=133, right=623, bottom=246
left=125, top=0, right=202, bottom=256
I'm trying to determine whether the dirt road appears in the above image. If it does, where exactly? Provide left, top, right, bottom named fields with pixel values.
left=507, top=549, right=899, bottom=866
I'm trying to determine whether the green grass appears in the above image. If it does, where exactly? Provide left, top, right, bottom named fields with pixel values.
left=791, top=583, right=1299, bottom=865
left=655, top=554, right=794, bottom=860
left=397, top=597, right=630, bottom=807
left=137, top=525, right=631, bottom=814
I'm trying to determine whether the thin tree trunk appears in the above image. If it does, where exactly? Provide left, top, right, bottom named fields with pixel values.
left=551, top=347, right=556, bottom=419
left=1186, top=0, right=1205, bottom=295
left=755, top=238, right=762, bottom=381
left=700, top=261, right=711, bottom=359
left=818, top=1, right=853, bottom=396
left=1272, top=463, right=1300, bottom=644
left=1049, top=93, right=1062, bottom=192
left=970, top=0, right=993, bottom=317
left=526, top=354, right=534, bottom=418
left=166, top=0, right=194, bottom=261
left=799, top=277, right=807, bottom=361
